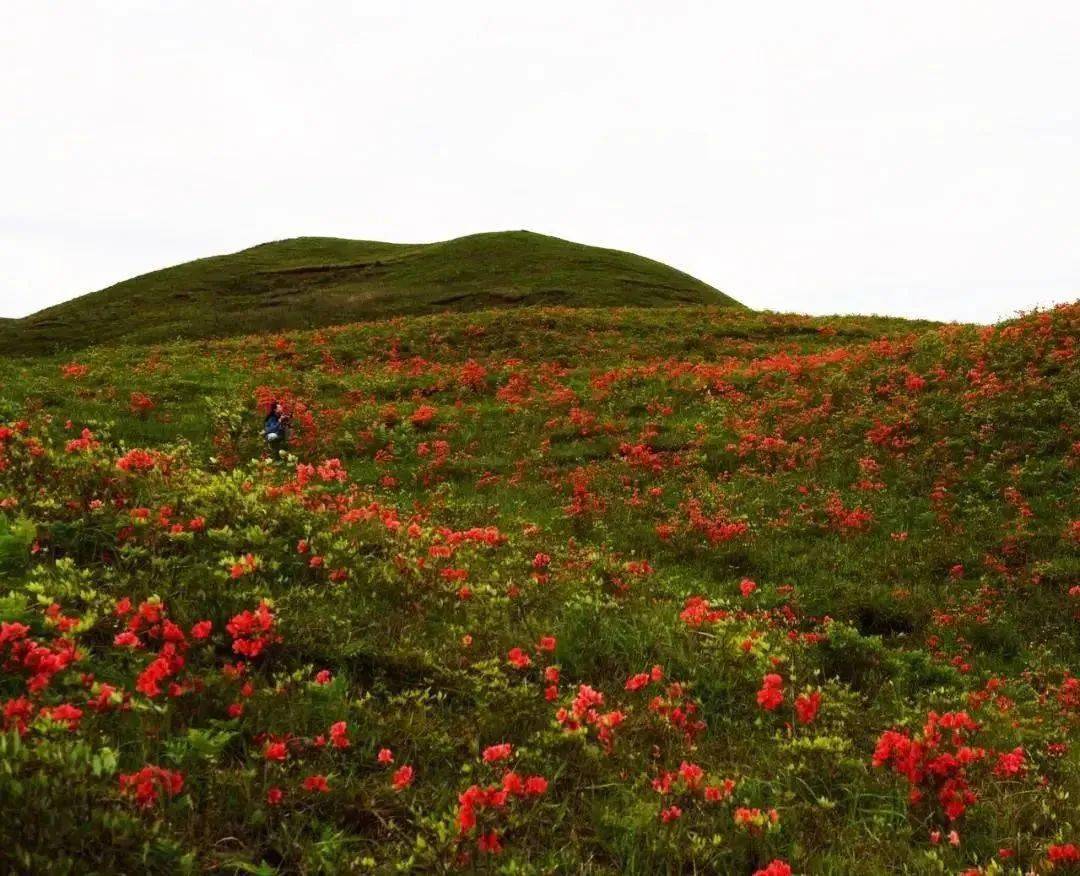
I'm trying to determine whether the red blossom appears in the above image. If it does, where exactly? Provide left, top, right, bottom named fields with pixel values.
left=482, top=743, right=513, bottom=763
left=226, top=601, right=281, bottom=658
left=660, top=804, right=682, bottom=823
left=264, top=741, right=288, bottom=762
left=795, top=690, right=822, bottom=724
left=1049, top=844, right=1080, bottom=866
left=507, top=647, right=532, bottom=669
left=392, top=765, right=415, bottom=790
left=303, top=774, right=330, bottom=793
left=329, top=721, right=350, bottom=749
left=756, top=674, right=785, bottom=711
left=118, top=765, right=184, bottom=808
left=993, top=746, right=1026, bottom=778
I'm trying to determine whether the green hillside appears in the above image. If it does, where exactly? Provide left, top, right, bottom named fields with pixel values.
left=1, top=231, right=740, bottom=354
left=1, top=302, right=1078, bottom=873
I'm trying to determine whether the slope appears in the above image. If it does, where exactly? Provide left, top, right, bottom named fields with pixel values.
left=1, top=231, right=740, bottom=354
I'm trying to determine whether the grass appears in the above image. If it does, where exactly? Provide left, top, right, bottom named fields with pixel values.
left=0, top=231, right=741, bottom=354
left=0, top=302, right=1077, bottom=873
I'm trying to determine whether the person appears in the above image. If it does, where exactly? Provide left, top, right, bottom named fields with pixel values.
left=263, top=400, right=290, bottom=451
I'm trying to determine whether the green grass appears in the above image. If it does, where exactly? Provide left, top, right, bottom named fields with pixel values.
left=0, top=302, right=1078, bottom=872
left=1, top=231, right=741, bottom=354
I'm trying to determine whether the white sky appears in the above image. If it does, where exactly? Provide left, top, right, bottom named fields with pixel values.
left=2, top=1, right=1077, bottom=323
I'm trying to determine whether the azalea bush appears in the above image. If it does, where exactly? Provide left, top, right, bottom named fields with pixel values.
left=0, top=303, right=1078, bottom=873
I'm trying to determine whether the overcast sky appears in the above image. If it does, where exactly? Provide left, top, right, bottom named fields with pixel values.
left=2, top=1, right=1077, bottom=323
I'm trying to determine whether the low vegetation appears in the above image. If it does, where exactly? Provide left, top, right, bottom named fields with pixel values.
left=0, top=302, right=1078, bottom=873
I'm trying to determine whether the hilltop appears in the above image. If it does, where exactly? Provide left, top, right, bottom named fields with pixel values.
left=0, top=231, right=740, bottom=354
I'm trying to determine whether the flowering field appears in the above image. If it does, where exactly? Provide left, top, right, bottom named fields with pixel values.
left=0, top=303, right=1078, bottom=874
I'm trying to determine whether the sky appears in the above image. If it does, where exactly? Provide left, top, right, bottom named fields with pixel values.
left=2, top=1, right=1077, bottom=324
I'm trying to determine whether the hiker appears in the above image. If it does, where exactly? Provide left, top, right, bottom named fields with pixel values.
left=263, top=400, right=290, bottom=451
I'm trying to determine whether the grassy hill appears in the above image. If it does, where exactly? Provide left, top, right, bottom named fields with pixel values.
left=1, top=302, right=1078, bottom=872
left=1, top=231, right=740, bottom=354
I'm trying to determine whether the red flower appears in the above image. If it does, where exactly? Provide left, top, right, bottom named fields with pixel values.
left=226, top=600, right=280, bottom=658
left=410, top=405, right=437, bottom=428
left=61, top=363, right=90, bottom=380
left=116, top=448, right=161, bottom=473
left=329, top=721, right=350, bottom=749
left=1048, top=844, right=1080, bottom=865
left=392, top=765, right=415, bottom=790
left=303, top=774, right=330, bottom=793
left=756, top=674, right=785, bottom=711
left=739, top=578, right=758, bottom=598
left=794, top=690, right=822, bottom=724
left=266, top=787, right=284, bottom=806
left=735, top=807, right=779, bottom=832
left=524, top=775, right=548, bottom=796
left=458, top=794, right=478, bottom=832
left=264, top=741, right=288, bottom=762
left=993, top=746, right=1025, bottom=778
left=502, top=770, right=524, bottom=796
left=118, top=765, right=184, bottom=808
left=507, top=647, right=532, bottom=669
left=660, top=804, right=682, bottom=823
left=40, top=703, right=83, bottom=731
left=873, top=711, right=986, bottom=821
left=678, top=761, right=704, bottom=789
left=104, top=629, right=134, bottom=655
left=482, top=743, right=513, bottom=763
left=229, top=553, right=259, bottom=579
left=377, top=748, right=394, bottom=764
left=704, top=779, right=736, bottom=802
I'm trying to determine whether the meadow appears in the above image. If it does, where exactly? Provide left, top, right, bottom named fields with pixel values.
left=1, top=302, right=1078, bottom=873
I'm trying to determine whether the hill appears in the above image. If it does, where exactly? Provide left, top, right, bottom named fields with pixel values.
left=1, top=302, right=1078, bottom=872
left=0, top=231, right=740, bottom=354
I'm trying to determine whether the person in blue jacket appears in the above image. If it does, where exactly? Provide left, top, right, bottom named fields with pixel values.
left=263, top=400, right=290, bottom=451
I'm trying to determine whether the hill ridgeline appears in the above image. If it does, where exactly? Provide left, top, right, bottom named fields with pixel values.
left=2, top=231, right=740, bottom=354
